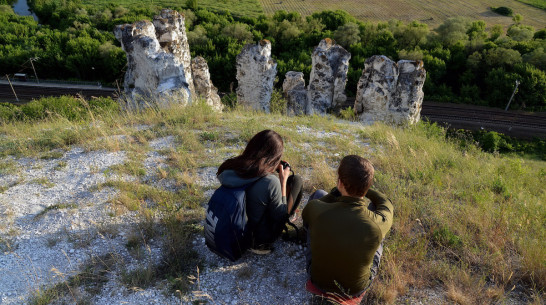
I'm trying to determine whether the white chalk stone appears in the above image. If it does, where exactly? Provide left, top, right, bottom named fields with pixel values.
left=354, top=55, right=426, bottom=125
left=307, top=38, right=351, bottom=114
left=236, top=40, right=277, bottom=112
left=114, top=9, right=192, bottom=110
left=283, top=71, right=307, bottom=116
left=192, top=56, right=224, bottom=112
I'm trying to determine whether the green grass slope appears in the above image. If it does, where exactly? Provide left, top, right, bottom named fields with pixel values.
left=1, top=97, right=544, bottom=303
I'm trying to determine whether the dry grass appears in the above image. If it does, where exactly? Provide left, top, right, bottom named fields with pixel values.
left=2, top=98, right=544, bottom=303
left=259, top=0, right=546, bottom=29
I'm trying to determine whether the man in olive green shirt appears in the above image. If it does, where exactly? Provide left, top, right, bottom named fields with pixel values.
left=303, top=155, right=394, bottom=297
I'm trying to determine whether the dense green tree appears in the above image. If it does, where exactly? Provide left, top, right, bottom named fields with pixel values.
left=522, top=47, right=546, bottom=70
left=221, top=23, right=253, bottom=42
left=2, top=2, right=544, bottom=110
left=485, top=47, right=522, bottom=67
left=310, top=10, right=355, bottom=31
left=507, top=24, right=535, bottom=41
left=187, top=25, right=208, bottom=46
left=393, top=21, right=429, bottom=49
left=434, top=17, right=470, bottom=46
left=333, top=22, right=360, bottom=47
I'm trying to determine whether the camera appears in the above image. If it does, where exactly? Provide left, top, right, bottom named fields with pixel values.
left=277, top=160, right=291, bottom=173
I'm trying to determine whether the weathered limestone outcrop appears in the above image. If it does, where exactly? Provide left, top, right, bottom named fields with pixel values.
left=354, top=55, right=398, bottom=122
left=354, top=55, right=426, bottom=125
left=191, top=56, right=223, bottom=112
left=114, top=10, right=193, bottom=110
left=307, top=38, right=351, bottom=115
left=236, top=40, right=277, bottom=112
left=153, top=9, right=195, bottom=96
left=282, top=71, right=307, bottom=115
left=390, top=60, right=426, bottom=125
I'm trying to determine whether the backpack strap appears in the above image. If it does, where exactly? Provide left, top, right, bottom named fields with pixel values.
left=282, top=219, right=302, bottom=245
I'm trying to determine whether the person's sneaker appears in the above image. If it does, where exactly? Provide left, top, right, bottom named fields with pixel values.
left=249, top=244, right=273, bottom=255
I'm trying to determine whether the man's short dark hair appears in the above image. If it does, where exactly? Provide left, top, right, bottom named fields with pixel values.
left=338, top=155, right=374, bottom=197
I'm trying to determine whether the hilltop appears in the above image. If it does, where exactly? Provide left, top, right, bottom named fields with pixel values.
left=0, top=99, right=544, bottom=304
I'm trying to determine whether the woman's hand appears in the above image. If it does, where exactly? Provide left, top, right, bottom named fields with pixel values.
left=278, top=162, right=290, bottom=197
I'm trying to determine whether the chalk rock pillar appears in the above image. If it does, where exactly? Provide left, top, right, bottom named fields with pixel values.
left=153, top=9, right=195, bottom=96
left=389, top=60, right=426, bottom=125
left=354, top=56, right=427, bottom=125
left=354, top=55, right=399, bottom=123
left=191, top=56, right=223, bottom=112
left=307, top=38, right=351, bottom=115
left=236, top=40, right=277, bottom=112
left=282, top=71, right=307, bottom=115
left=114, top=10, right=193, bottom=110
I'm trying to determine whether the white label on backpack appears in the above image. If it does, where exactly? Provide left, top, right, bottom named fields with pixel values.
left=205, top=210, right=218, bottom=247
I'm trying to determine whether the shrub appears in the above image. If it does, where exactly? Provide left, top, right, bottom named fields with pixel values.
left=0, top=102, right=20, bottom=121
left=269, top=89, right=287, bottom=114
left=481, top=131, right=501, bottom=152
left=433, top=226, right=462, bottom=248
left=491, top=6, right=513, bottom=16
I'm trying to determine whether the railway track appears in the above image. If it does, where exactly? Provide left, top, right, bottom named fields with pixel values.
left=0, top=83, right=117, bottom=101
left=1, top=83, right=545, bottom=139
left=420, top=102, right=546, bottom=139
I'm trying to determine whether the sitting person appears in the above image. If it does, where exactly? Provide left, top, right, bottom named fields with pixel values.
left=217, top=129, right=303, bottom=254
left=302, top=155, right=394, bottom=303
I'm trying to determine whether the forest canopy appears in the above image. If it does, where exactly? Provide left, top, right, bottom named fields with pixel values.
left=1, top=1, right=545, bottom=110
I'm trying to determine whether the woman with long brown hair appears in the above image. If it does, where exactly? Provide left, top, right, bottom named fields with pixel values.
left=217, top=129, right=303, bottom=253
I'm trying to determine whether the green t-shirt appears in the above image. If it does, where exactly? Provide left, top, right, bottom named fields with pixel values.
left=302, top=188, right=394, bottom=295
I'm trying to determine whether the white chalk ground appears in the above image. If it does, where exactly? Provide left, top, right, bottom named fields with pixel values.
left=0, top=130, right=528, bottom=304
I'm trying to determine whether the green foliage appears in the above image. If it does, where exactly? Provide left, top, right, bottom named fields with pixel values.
left=433, top=226, right=462, bottom=248
left=1, top=3, right=545, bottom=110
left=0, top=96, right=119, bottom=123
left=514, top=0, right=546, bottom=10
left=481, top=131, right=502, bottom=152
left=221, top=23, right=253, bottom=42
left=447, top=128, right=546, bottom=159
left=0, top=0, right=16, bottom=5
left=269, top=89, right=287, bottom=114
left=338, top=106, right=356, bottom=121
left=484, top=47, right=522, bottom=67
left=507, top=24, right=535, bottom=41
left=333, top=22, right=360, bottom=47
left=434, top=17, right=470, bottom=46
left=186, top=0, right=197, bottom=11
left=534, top=28, right=546, bottom=40
left=310, top=10, right=356, bottom=31
left=491, top=6, right=513, bottom=16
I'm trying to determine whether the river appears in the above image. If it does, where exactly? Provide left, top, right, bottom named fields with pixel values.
left=12, top=0, right=38, bottom=21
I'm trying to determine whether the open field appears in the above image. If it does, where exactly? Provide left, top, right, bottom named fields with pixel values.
left=81, top=0, right=264, bottom=18
left=259, top=0, right=546, bottom=29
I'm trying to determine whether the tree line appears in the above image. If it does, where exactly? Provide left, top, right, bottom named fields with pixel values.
left=1, top=1, right=545, bottom=110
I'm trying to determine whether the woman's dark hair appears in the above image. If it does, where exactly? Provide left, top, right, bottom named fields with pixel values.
left=217, top=130, right=284, bottom=178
